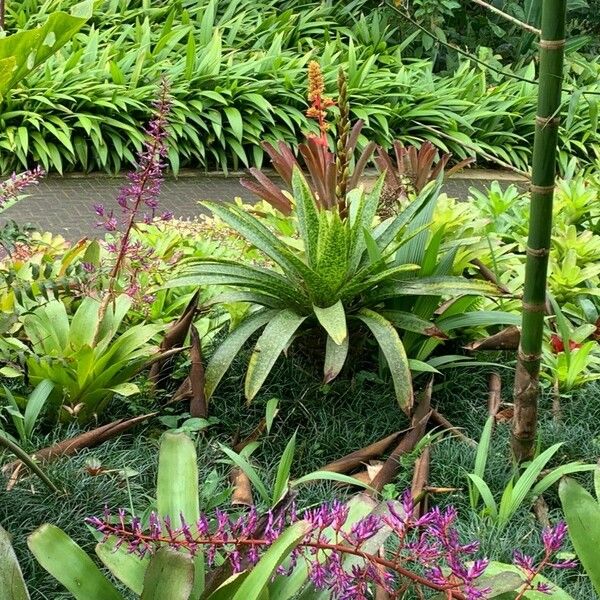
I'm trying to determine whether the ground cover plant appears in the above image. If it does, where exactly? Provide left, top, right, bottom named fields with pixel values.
left=0, top=0, right=599, bottom=174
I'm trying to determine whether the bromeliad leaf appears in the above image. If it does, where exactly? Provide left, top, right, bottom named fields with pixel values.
left=140, top=548, right=195, bottom=600
left=313, top=300, right=347, bottom=345
left=95, top=538, right=149, bottom=595
left=367, top=276, right=505, bottom=303
left=28, top=525, right=124, bottom=600
left=292, top=168, right=320, bottom=268
left=324, top=334, right=349, bottom=383
left=0, top=524, right=29, bottom=600
left=245, top=310, right=307, bottom=401
left=356, top=308, right=413, bottom=412
left=204, top=310, right=276, bottom=400
left=559, top=477, right=600, bottom=594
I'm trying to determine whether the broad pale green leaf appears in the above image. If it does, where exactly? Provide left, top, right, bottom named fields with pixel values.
left=96, top=538, right=150, bottom=595
left=0, top=524, right=29, bottom=600
left=0, top=1, right=92, bottom=96
left=245, top=310, right=307, bottom=401
left=28, top=525, right=123, bottom=600
left=157, top=432, right=200, bottom=527
left=313, top=300, right=347, bottom=345
left=356, top=309, right=412, bottom=412
left=69, top=297, right=101, bottom=350
left=481, top=561, right=574, bottom=599
left=324, top=334, right=349, bottom=383
left=141, top=548, right=194, bottom=600
left=204, top=310, right=275, bottom=399
left=473, top=571, right=524, bottom=598
left=559, top=477, right=600, bottom=594
left=109, top=382, right=141, bottom=397
left=156, top=433, right=203, bottom=596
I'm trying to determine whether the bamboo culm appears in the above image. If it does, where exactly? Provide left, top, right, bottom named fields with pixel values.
left=512, top=0, right=567, bottom=461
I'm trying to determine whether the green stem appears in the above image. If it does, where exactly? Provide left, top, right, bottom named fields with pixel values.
left=512, top=0, right=567, bottom=462
left=0, top=432, right=61, bottom=494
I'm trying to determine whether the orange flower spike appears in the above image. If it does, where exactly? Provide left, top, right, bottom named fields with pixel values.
left=306, top=61, right=335, bottom=142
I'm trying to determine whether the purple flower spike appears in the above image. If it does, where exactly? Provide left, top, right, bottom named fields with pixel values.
left=91, top=492, right=576, bottom=600
left=542, top=522, right=568, bottom=553
left=0, top=166, right=45, bottom=208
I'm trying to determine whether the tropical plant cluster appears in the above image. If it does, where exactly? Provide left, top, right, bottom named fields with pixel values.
left=1, top=0, right=600, bottom=175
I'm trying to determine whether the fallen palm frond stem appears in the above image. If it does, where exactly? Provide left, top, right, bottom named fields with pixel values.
left=149, top=290, right=200, bottom=388
left=370, top=379, right=433, bottom=494
left=488, top=372, right=502, bottom=417
left=230, top=468, right=254, bottom=507
left=465, top=326, right=521, bottom=351
left=320, top=430, right=407, bottom=474
left=411, top=446, right=431, bottom=517
left=1, top=413, right=156, bottom=482
left=188, top=324, right=207, bottom=418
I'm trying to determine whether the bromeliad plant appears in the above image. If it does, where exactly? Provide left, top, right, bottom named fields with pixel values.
left=375, top=140, right=474, bottom=217
left=18, top=295, right=162, bottom=423
left=168, top=170, right=502, bottom=410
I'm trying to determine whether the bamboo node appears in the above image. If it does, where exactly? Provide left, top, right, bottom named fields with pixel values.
left=526, top=246, right=550, bottom=257
left=539, top=38, right=566, bottom=50
left=530, top=184, right=555, bottom=194
left=522, top=301, right=547, bottom=313
left=535, top=115, right=560, bottom=127
left=517, top=350, right=541, bottom=362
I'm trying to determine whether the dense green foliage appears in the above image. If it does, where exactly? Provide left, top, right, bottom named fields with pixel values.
left=1, top=0, right=599, bottom=174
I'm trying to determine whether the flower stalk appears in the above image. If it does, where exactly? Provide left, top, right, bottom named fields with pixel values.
left=94, top=79, right=172, bottom=329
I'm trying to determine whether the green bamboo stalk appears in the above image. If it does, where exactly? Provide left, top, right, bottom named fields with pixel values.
left=512, top=0, right=567, bottom=462
left=0, top=432, right=61, bottom=494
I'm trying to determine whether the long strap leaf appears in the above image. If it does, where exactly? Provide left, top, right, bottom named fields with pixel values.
left=356, top=308, right=413, bottom=412
left=245, top=310, right=307, bottom=401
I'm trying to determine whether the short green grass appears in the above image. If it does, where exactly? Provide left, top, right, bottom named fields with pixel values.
left=1, top=354, right=599, bottom=598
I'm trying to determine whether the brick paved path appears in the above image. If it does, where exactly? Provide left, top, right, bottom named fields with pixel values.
left=0, top=171, right=525, bottom=240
